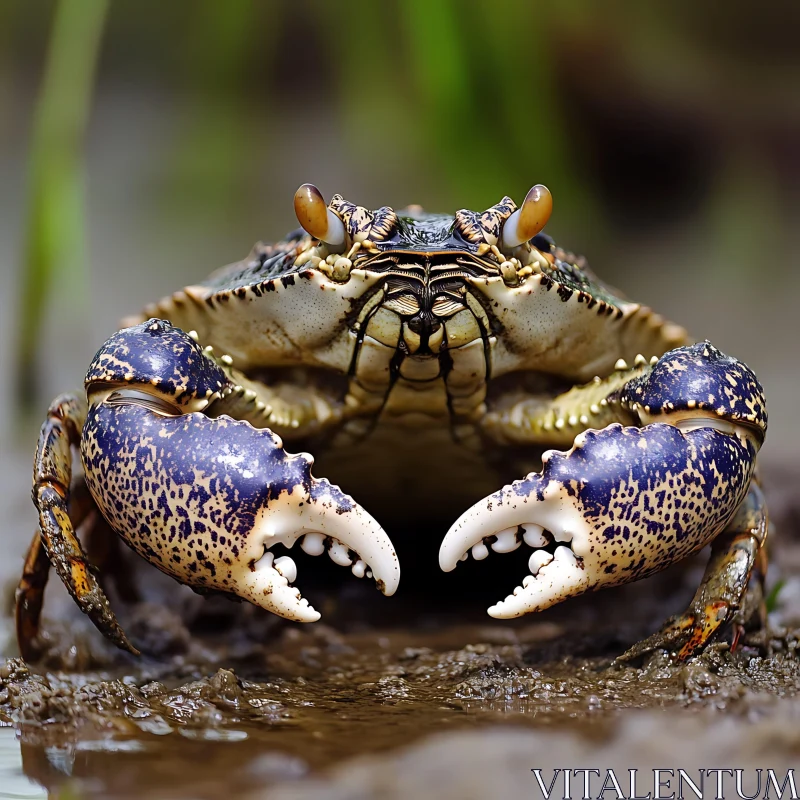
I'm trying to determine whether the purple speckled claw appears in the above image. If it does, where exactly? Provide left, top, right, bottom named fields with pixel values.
left=441, top=421, right=759, bottom=619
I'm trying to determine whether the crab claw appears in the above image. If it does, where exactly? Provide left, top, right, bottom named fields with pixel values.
left=239, top=475, right=401, bottom=621
left=82, top=402, right=399, bottom=624
left=439, top=423, right=758, bottom=618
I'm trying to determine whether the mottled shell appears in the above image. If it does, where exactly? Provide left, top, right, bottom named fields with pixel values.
left=129, top=202, right=689, bottom=385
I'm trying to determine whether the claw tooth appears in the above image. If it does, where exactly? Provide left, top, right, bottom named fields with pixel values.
left=301, top=532, right=326, bottom=556
left=250, top=549, right=319, bottom=622
left=554, top=545, right=577, bottom=566
left=251, top=476, right=399, bottom=607
left=528, top=550, right=553, bottom=575
left=489, top=543, right=588, bottom=619
left=366, top=569, right=373, bottom=579
left=522, top=575, right=535, bottom=588
left=274, top=556, right=297, bottom=584
left=471, top=542, right=489, bottom=560
left=459, top=553, right=469, bottom=562
left=491, top=527, right=521, bottom=553
left=351, top=559, right=366, bottom=578
left=634, top=354, right=647, bottom=367
left=442, top=468, right=596, bottom=620
left=614, top=358, right=628, bottom=370
left=328, top=541, right=353, bottom=567
left=522, top=524, right=546, bottom=548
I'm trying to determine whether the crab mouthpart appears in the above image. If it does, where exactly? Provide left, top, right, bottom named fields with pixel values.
left=243, top=479, right=400, bottom=622
left=439, top=478, right=593, bottom=618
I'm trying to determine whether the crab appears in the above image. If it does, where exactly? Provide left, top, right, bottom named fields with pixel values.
left=17, top=183, right=768, bottom=662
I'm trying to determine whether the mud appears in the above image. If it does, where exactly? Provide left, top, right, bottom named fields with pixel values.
left=1, top=464, right=799, bottom=799
left=4, top=624, right=800, bottom=798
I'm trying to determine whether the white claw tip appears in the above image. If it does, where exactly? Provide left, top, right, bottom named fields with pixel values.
left=439, top=477, right=593, bottom=620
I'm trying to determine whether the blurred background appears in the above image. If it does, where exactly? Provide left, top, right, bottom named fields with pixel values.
left=0, top=0, right=799, bottom=625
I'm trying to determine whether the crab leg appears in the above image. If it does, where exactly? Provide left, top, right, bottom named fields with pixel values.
left=15, top=532, right=50, bottom=661
left=442, top=343, right=767, bottom=656
left=480, top=356, right=647, bottom=448
left=15, top=481, right=97, bottom=660
left=28, top=394, right=138, bottom=655
left=206, top=357, right=346, bottom=440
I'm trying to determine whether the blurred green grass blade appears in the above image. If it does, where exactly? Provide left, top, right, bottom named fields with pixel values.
left=15, top=0, right=108, bottom=408
left=399, top=0, right=505, bottom=205
left=396, top=0, right=588, bottom=216
left=765, top=579, right=785, bottom=614
left=161, top=0, right=265, bottom=221
left=473, top=1, right=581, bottom=203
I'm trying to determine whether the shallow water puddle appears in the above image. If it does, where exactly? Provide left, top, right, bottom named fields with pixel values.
left=2, top=581, right=799, bottom=798
left=0, top=729, right=47, bottom=800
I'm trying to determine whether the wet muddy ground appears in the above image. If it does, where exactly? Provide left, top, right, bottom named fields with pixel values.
left=2, top=463, right=800, bottom=799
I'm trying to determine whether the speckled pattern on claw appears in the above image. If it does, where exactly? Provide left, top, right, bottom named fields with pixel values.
left=86, top=319, right=228, bottom=408
left=20, top=183, right=768, bottom=661
left=619, top=341, right=767, bottom=431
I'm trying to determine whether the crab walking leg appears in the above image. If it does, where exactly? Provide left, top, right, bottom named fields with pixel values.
left=16, top=481, right=97, bottom=660
left=442, top=342, right=767, bottom=636
left=618, top=480, right=769, bottom=662
left=82, top=401, right=399, bottom=622
left=15, top=532, right=50, bottom=661
left=29, top=394, right=139, bottom=655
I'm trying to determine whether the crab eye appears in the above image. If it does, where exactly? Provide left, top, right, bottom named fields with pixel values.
left=293, top=183, right=346, bottom=249
left=499, top=184, right=552, bottom=250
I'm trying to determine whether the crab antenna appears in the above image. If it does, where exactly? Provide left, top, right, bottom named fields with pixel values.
left=294, top=183, right=346, bottom=247
left=500, top=184, right=553, bottom=250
